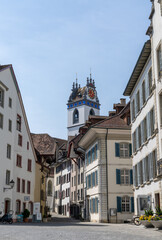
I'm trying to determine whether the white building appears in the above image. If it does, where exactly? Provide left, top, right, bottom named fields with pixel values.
left=124, top=0, right=162, bottom=215
left=0, top=65, right=36, bottom=219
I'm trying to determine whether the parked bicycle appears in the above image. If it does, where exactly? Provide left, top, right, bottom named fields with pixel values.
left=0, top=210, right=13, bottom=224
left=131, top=215, right=141, bottom=226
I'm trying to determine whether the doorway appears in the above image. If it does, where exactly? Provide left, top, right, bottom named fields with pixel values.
left=5, top=200, right=10, bottom=214
left=155, top=193, right=160, bottom=208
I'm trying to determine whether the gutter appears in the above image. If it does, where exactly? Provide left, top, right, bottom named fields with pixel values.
left=105, top=129, right=109, bottom=222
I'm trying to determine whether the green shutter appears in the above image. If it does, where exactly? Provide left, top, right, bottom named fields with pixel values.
left=117, top=196, right=122, bottom=212
left=96, top=171, right=98, bottom=185
left=86, top=176, right=88, bottom=189
left=130, top=169, right=133, bottom=185
left=129, top=144, right=132, bottom=157
left=131, top=197, right=134, bottom=213
left=116, top=169, right=121, bottom=184
left=92, top=147, right=94, bottom=161
left=96, top=144, right=98, bottom=159
left=115, top=143, right=120, bottom=157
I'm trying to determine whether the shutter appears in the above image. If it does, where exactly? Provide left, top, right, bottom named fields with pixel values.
left=154, top=149, right=157, bottom=178
left=86, top=176, right=88, bottom=189
left=92, top=147, right=94, bottom=162
left=150, top=152, right=153, bottom=180
left=142, top=158, right=146, bottom=183
left=85, top=153, right=87, bottom=167
left=146, top=76, right=149, bottom=100
left=95, top=171, right=98, bottom=185
left=115, top=143, right=120, bottom=157
left=90, top=199, right=91, bottom=213
left=93, top=172, right=95, bottom=187
left=130, top=169, right=133, bottom=185
left=116, top=169, right=121, bottom=184
left=96, top=144, right=98, bottom=159
left=131, top=197, right=134, bottom=213
left=117, top=196, right=122, bottom=212
left=137, top=162, right=140, bottom=186
left=136, top=128, right=139, bottom=150
left=93, top=198, right=95, bottom=213
left=129, top=144, right=132, bottom=157
left=141, top=121, right=144, bottom=145
left=147, top=112, right=151, bottom=138
left=148, top=153, right=151, bottom=180
left=133, top=166, right=136, bottom=187
left=96, top=198, right=98, bottom=213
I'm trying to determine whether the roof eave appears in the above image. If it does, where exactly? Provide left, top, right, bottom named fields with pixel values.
left=123, top=40, right=151, bottom=96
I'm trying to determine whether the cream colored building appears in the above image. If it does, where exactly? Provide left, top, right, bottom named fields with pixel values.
left=78, top=102, right=134, bottom=223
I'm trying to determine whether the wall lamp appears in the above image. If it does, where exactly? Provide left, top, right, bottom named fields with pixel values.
left=3, top=180, right=15, bottom=192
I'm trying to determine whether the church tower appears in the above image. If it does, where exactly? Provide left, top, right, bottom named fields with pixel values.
left=67, top=74, right=100, bottom=136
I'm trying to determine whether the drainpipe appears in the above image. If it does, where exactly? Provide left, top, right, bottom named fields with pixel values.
left=105, top=129, right=109, bottom=222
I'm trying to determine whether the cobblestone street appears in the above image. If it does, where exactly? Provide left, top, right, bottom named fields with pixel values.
left=0, top=222, right=161, bottom=240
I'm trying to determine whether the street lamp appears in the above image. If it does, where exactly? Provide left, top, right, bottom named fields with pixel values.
left=3, top=180, right=15, bottom=192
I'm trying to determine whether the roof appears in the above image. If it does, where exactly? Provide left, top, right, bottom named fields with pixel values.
left=31, top=133, right=67, bottom=155
left=123, top=40, right=151, bottom=96
left=93, top=114, right=130, bottom=130
left=0, top=65, right=11, bottom=71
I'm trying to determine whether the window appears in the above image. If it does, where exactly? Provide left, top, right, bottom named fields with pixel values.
left=18, top=134, right=22, bottom=146
left=131, top=100, right=135, bottom=121
left=27, top=141, right=29, bottom=150
left=8, top=119, right=12, bottom=132
left=78, top=190, right=80, bottom=201
left=81, top=189, right=83, bottom=200
left=150, top=108, right=155, bottom=135
left=89, top=109, right=95, bottom=116
left=16, top=114, right=21, bottom=131
left=122, top=196, right=130, bottom=212
left=29, top=202, right=33, bottom=215
left=120, top=143, right=129, bottom=158
left=27, top=159, right=32, bottom=172
left=0, top=87, right=4, bottom=108
left=16, top=155, right=22, bottom=167
left=136, top=91, right=140, bottom=114
left=7, top=144, right=11, bottom=159
left=157, top=44, right=162, bottom=78
left=16, top=200, right=21, bottom=214
left=17, top=178, right=20, bottom=192
left=9, top=98, right=12, bottom=108
left=0, top=113, right=3, bottom=129
left=22, top=179, right=25, bottom=193
left=121, top=169, right=129, bottom=184
left=81, top=172, right=83, bottom=184
left=27, top=181, right=31, bottom=194
left=148, top=68, right=152, bottom=95
left=78, top=174, right=80, bottom=185
left=48, top=180, right=52, bottom=196
left=6, top=170, right=10, bottom=185
left=142, top=80, right=146, bottom=105
left=73, top=108, right=79, bottom=124
left=74, top=176, right=76, bottom=186
left=138, top=125, right=141, bottom=148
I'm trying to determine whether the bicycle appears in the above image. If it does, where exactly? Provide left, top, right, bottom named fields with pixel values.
left=131, top=215, right=141, bottom=226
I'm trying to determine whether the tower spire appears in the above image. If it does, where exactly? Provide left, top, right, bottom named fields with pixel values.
left=76, top=73, right=78, bottom=88
left=90, top=68, right=92, bottom=83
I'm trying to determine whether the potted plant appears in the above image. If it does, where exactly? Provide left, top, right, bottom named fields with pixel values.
left=151, top=207, right=162, bottom=229
left=139, top=208, right=154, bottom=228
left=22, top=209, right=30, bottom=223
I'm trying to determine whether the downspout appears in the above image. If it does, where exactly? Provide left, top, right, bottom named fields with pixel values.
left=105, top=129, right=109, bottom=222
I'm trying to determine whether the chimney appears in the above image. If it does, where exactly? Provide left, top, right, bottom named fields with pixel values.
left=120, top=98, right=126, bottom=105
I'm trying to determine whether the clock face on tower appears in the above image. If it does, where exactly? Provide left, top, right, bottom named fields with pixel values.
left=88, top=88, right=95, bottom=99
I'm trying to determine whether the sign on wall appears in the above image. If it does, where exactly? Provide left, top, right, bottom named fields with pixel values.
left=33, top=202, right=40, bottom=214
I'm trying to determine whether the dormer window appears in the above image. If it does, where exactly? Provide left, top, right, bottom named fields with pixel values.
left=89, top=109, right=95, bottom=116
left=73, top=108, right=79, bottom=124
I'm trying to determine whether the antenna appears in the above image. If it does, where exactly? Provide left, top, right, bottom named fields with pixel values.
left=90, top=68, right=92, bottom=82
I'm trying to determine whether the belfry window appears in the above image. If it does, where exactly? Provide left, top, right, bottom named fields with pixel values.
left=73, top=108, right=79, bottom=124
left=89, top=109, right=95, bottom=116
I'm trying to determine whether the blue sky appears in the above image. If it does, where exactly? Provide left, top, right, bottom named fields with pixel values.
left=0, top=0, right=151, bottom=139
